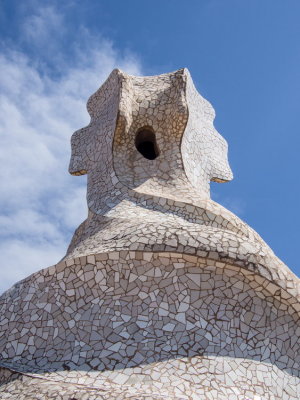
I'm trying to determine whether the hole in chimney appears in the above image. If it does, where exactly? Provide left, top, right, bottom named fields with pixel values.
left=135, top=128, right=159, bottom=160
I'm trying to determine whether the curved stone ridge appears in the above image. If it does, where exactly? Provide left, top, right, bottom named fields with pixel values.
left=0, top=68, right=299, bottom=399
left=0, top=252, right=300, bottom=399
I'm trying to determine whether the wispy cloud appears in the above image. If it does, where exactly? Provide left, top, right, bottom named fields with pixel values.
left=211, top=186, right=246, bottom=217
left=21, top=6, right=65, bottom=48
left=0, top=4, right=142, bottom=293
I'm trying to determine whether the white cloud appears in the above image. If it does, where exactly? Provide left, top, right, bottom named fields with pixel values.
left=22, top=6, right=65, bottom=48
left=0, top=4, right=142, bottom=293
left=211, top=191, right=246, bottom=220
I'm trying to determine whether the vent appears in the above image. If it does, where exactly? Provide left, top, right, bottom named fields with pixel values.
left=135, top=128, right=159, bottom=160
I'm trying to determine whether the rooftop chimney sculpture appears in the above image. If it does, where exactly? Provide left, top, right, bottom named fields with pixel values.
left=0, top=69, right=299, bottom=399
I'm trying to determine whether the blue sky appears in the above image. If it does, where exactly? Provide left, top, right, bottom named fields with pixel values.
left=0, top=0, right=299, bottom=293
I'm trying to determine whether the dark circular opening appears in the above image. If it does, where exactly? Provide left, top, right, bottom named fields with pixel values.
left=135, top=128, right=159, bottom=160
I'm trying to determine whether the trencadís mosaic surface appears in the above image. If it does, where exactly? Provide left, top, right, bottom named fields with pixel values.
left=0, top=69, right=299, bottom=399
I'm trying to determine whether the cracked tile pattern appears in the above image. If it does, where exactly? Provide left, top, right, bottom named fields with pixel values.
left=0, top=252, right=299, bottom=399
left=0, top=69, right=299, bottom=399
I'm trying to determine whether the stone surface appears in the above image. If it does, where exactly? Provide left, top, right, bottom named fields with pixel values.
left=0, top=68, right=299, bottom=399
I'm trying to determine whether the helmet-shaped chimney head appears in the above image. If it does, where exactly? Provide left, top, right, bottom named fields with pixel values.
left=69, top=69, right=233, bottom=213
